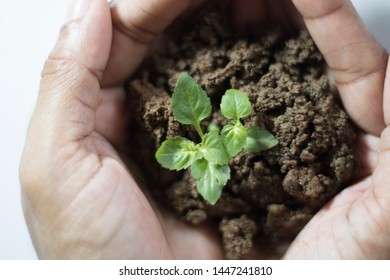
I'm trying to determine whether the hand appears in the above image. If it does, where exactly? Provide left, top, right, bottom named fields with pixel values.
left=20, top=0, right=222, bottom=259
left=284, top=0, right=390, bottom=259
left=19, top=0, right=390, bottom=259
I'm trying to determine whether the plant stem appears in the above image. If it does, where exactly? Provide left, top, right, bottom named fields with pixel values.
left=195, top=122, right=204, bottom=138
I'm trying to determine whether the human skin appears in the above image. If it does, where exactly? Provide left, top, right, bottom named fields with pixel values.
left=20, top=0, right=390, bottom=259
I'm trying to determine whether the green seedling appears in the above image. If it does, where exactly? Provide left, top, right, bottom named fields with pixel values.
left=156, top=73, right=278, bottom=205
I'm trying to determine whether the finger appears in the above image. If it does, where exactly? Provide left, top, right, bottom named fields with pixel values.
left=353, top=133, right=380, bottom=179
left=20, top=0, right=112, bottom=192
left=354, top=68, right=390, bottom=256
left=372, top=61, right=390, bottom=199
left=159, top=211, right=224, bottom=259
left=371, top=125, right=390, bottom=222
left=101, top=0, right=204, bottom=87
left=229, top=0, right=267, bottom=34
left=95, top=87, right=132, bottom=146
left=384, top=60, right=390, bottom=125
left=265, top=0, right=300, bottom=29
left=281, top=0, right=305, bottom=29
left=33, top=0, right=112, bottom=147
left=292, top=0, right=388, bottom=136
left=343, top=126, right=390, bottom=259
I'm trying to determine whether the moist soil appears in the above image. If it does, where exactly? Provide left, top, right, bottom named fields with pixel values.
left=127, top=3, right=356, bottom=259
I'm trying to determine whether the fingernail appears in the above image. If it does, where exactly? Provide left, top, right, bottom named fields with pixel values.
left=65, top=0, right=92, bottom=22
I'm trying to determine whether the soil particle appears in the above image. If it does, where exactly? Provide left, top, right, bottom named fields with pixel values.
left=219, top=215, right=257, bottom=260
left=127, top=2, right=356, bottom=259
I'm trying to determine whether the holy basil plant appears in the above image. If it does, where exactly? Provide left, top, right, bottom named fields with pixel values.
left=155, top=73, right=278, bottom=205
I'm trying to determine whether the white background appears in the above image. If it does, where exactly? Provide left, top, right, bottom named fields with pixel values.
left=0, top=0, right=390, bottom=260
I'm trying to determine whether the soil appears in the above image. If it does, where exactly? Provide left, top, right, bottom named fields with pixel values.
left=127, top=3, right=356, bottom=259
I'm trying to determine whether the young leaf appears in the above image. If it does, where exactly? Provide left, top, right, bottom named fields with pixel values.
left=200, top=131, right=229, bottom=165
left=191, top=159, right=230, bottom=205
left=221, top=122, right=247, bottom=157
left=207, top=123, right=220, bottom=133
left=220, top=89, right=252, bottom=120
left=245, top=126, right=279, bottom=153
left=156, top=137, right=202, bottom=171
left=172, top=73, right=212, bottom=132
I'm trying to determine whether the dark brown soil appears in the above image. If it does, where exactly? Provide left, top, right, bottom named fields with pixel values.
left=127, top=3, right=356, bottom=259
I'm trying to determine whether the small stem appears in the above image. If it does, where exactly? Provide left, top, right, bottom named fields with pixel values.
left=195, top=122, right=204, bottom=138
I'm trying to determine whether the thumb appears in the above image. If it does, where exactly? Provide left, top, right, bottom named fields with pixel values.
left=20, top=0, right=113, bottom=237
left=367, top=65, right=390, bottom=249
left=34, top=0, right=112, bottom=145
left=371, top=127, right=390, bottom=218
left=375, top=61, right=390, bottom=195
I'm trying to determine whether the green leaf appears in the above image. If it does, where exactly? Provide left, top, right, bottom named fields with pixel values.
left=191, top=159, right=230, bottom=205
left=221, top=122, right=247, bottom=157
left=245, top=126, right=279, bottom=153
left=172, top=73, right=212, bottom=129
left=207, top=123, right=220, bottom=133
left=155, top=137, right=202, bottom=171
left=220, top=89, right=252, bottom=120
left=200, top=131, right=229, bottom=165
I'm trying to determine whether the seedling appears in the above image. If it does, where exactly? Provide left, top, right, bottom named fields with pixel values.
left=156, top=73, right=278, bottom=205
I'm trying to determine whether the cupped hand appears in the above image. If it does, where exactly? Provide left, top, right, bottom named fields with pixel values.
left=20, top=0, right=390, bottom=259
left=20, top=0, right=221, bottom=259
left=284, top=0, right=390, bottom=259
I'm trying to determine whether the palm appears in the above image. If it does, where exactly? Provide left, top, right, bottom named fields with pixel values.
left=285, top=179, right=384, bottom=259
left=284, top=133, right=382, bottom=258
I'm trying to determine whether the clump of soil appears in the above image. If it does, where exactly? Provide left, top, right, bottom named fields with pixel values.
left=127, top=3, right=356, bottom=259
